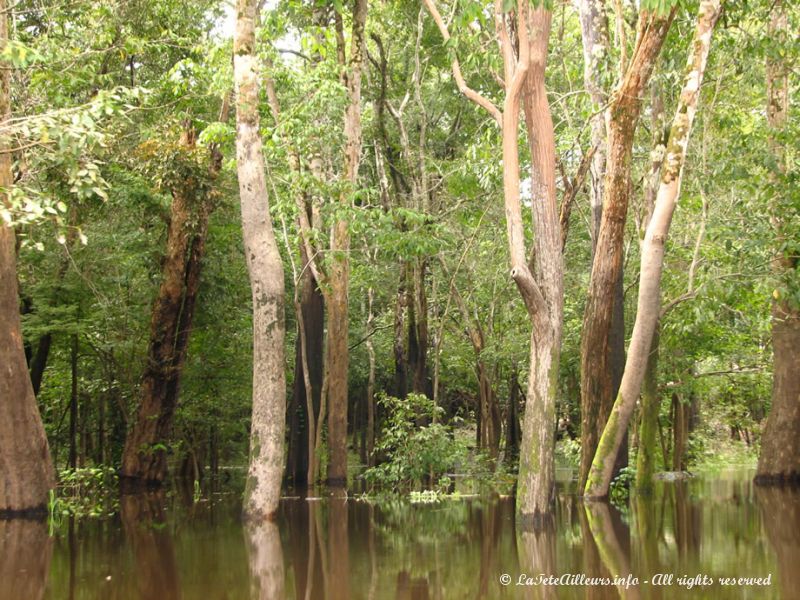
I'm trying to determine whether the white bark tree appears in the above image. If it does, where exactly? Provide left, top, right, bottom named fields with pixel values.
left=234, top=0, right=287, bottom=519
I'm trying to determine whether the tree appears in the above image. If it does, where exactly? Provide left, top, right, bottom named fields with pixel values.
left=326, top=0, right=369, bottom=487
left=120, top=112, right=227, bottom=486
left=423, top=0, right=562, bottom=524
left=585, top=0, right=723, bottom=498
left=756, top=0, right=800, bottom=485
left=0, top=0, right=55, bottom=515
left=578, top=3, right=675, bottom=492
left=234, top=0, right=286, bottom=519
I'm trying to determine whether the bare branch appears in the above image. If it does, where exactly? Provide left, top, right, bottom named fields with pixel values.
left=421, top=0, right=503, bottom=124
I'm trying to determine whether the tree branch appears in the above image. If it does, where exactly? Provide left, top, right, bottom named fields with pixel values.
left=421, top=0, right=503, bottom=125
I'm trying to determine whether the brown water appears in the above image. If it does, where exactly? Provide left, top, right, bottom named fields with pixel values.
left=1, top=469, right=798, bottom=599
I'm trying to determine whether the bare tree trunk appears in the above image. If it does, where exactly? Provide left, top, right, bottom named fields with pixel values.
left=28, top=333, right=52, bottom=397
left=518, top=7, right=563, bottom=527
left=756, top=0, right=800, bottom=485
left=392, top=273, right=408, bottom=398
left=576, top=0, right=633, bottom=489
left=408, top=259, right=430, bottom=397
left=326, top=0, right=368, bottom=487
left=671, top=393, right=688, bottom=472
left=0, top=0, right=55, bottom=514
left=423, top=0, right=560, bottom=523
left=234, top=0, right=287, bottom=519
left=450, top=280, right=499, bottom=458
left=584, top=0, right=721, bottom=497
left=121, top=123, right=215, bottom=486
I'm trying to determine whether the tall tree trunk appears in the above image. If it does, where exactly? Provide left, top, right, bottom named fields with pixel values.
left=671, top=392, right=688, bottom=472
left=365, top=287, right=376, bottom=466
left=327, top=0, right=368, bottom=487
left=585, top=0, right=721, bottom=497
left=450, top=281, right=499, bottom=458
left=422, top=0, right=560, bottom=524
left=579, top=8, right=675, bottom=493
left=120, top=123, right=214, bottom=486
left=634, top=82, right=667, bottom=493
left=234, top=0, right=287, bottom=519
left=69, top=333, right=78, bottom=469
left=576, top=0, right=631, bottom=489
left=28, top=333, right=52, bottom=397
left=408, top=259, right=430, bottom=397
left=518, top=6, right=563, bottom=526
left=756, top=0, right=800, bottom=485
left=286, top=239, right=324, bottom=487
left=0, top=0, right=55, bottom=514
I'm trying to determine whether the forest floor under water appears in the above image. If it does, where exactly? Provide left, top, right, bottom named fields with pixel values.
left=1, top=467, right=798, bottom=599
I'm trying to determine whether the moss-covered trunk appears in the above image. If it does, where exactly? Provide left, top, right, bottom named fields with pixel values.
left=636, top=325, right=661, bottom=493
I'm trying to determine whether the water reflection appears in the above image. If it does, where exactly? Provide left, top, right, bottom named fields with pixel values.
left=756, top=486, right=800, bottom=599
left=120, top=491, right=181, bottom=599
left=0, top=519, right=52, bottom=600
left=34, top=470, right=799, bottom=599
left=246, top=520, right=285, bottom=599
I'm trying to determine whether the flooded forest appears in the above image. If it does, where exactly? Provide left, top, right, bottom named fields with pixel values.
left=0, top=0, right=798, bottom=598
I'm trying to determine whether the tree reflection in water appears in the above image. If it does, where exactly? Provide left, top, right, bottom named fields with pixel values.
left=757, top=486, right=800, bottom=599
left=0, top=519, right=51, bottom=600
left=120, top=491, right=180, bottom=600
left=32, top=471, right=800, bottom=599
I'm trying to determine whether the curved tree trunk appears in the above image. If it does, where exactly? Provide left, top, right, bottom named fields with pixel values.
left=235, top=0, right=287, bottom=519
left=0, top=0, right=55, bottom=515
left=585, top=0, right=721, bottom=497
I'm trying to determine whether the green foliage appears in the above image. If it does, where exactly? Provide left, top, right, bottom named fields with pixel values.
left=53, top=467, right=119, bottom=519
left=555, top=437, right=581, bottom=468
left=610, top=466, right=636, bottom=509
left=363, top=393, right=467, bottom=492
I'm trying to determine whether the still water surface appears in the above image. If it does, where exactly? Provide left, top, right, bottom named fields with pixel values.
left=1, top=469, right=797, bottom=599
